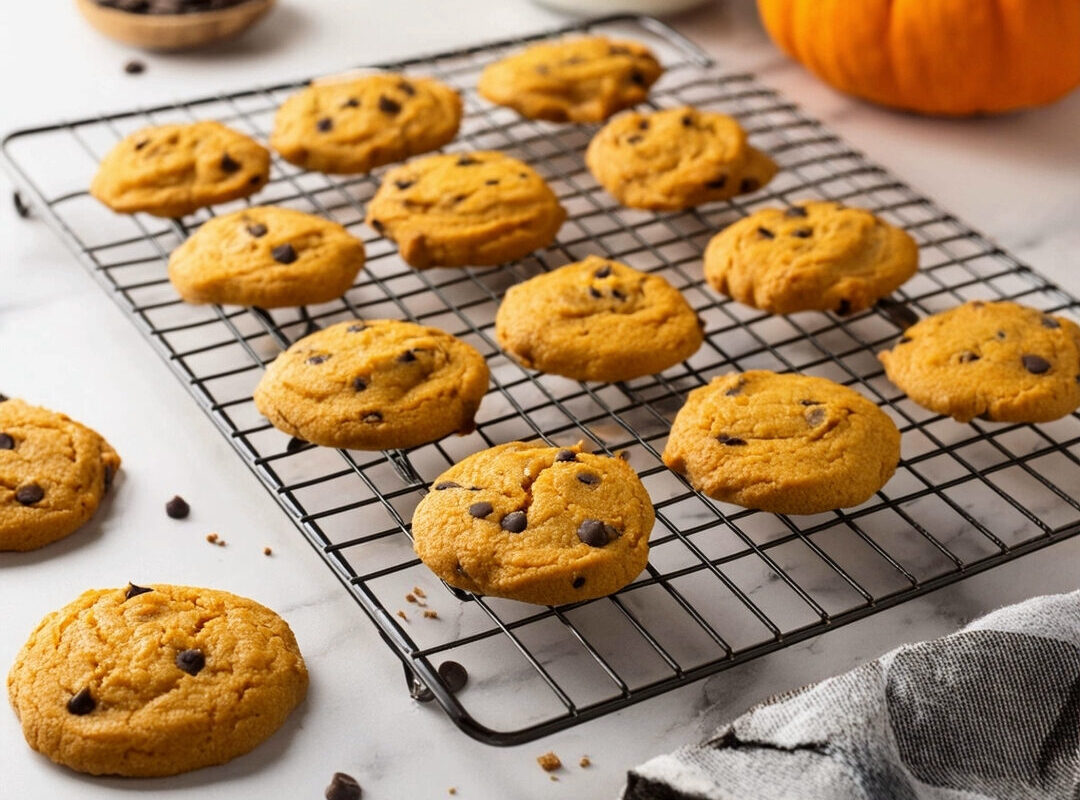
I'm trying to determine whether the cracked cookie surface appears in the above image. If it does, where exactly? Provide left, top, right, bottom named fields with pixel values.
left=477, top=36, right=662, bottom=123
left=271, top=73, right=462, bottom=174
left=7, top=584, right=307, bottom=777
left=495, top=255, right=704, bottom=382
left=879, top=301, right=1080, bottom=423
left=585, top=106, right=777, bottom=211
left=253, top=319, right=490, bottom=450
left=366, top=150, right=566, bottom=268
left=90, top=121, right=270, bottom=218
left=704, top=201, right=919, bottom=315
left=168, top=206, right=366, bottom=308
left=412, top=441, right=654, bottom=605
left=0, top=398, right=120, bottom=552
left=662, top=371, right=900, bottom=514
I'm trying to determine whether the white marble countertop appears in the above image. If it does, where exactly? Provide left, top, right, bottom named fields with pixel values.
left=2, top=2, right=1079, bottom=798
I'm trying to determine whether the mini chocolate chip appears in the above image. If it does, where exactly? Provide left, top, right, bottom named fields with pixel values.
left=573, top=577, right=586, bottom=589
left=394, top=180, right=414, bottom=190
left=286, top=436, right=308, bottom=452
left=165, top=495, right=190, bottom=519
left=246, top=222, right=268, bottom=237
left=435, top=481, right=462, bottom=490
left=438, top=660, right=468, bottom=692
left=612, top=289, right=626, bottom=301
left=1042, top=317, right=1061, bottom=329
left=555, top=449, right=577, bottom=462
left=958, top=351, right=980, bottom=363
left=67, top=688, right=95, bottom=716
left=593, top=265, right=612, bottom=279
left=469, top=502, right=493, bottom=518
left=125, top=583, right=153, bottom=600
left=272, top=244, right=298, bottom=264
left=610, top=45, right=631, bottom=55
left=352, top=377, right=367, bottom=391
left=799, top=399, right=821, bottom=406
left=785, top=206, right=808, bottom=217
left=716, top=434, right=747, bottom=446
left=249, top=175, right=262, bottom=185
left=577, top=519, right=617, bottom=547
left=806, top=407, right=826, bottom=426
left=757, top=227, right=774, bottom=239
left=629, top=70, right=646, bottom=86
left=175, top=649, right=205, bottom=676
left=347, top=323, right=365, bottom=332
left=705, top=175, right=727, bottom=189
left=627, top=135, right=643, bottom=144
left=577, top=472, right=600, bottom=486
left=519, top=172, right=528, bottom=179
left=0, top=433, right=13, bottom=450
left=725, top=384, right=743, bottom=397
left=15, top=484, right=44, bottom=505
left=792, top=228, right=813, bottom=238
left=363, top=412, right=382, bottom=423
left=485, top=178, right=499, bottom=186
left=457, top=156, right=479, bottom=166
left=535, top=64, right=550, bottom=75
left=1022, top=354, right=1051, bottom=374
left=220, top=153, right=240, bottom=173
left=397, top=350, right=417, bottom=363
left=378, top=95, right=401, bottom=114
left=104, top=464, right=115, bottom=490
left=681, top=115, right=692, bottom=127
left=500, top=511, right=527, bottom=533
left=342, top=97, right=360, bottom=108
left=371, top=219, right=385, bottom=233
left=325, top=772, right=362, bottom=800
left=124, top=60, right=145, bottom=75
left=638, top=120, right=650, bottom=130
left=898, top=336, right=912, bottom=344
left=307, top=354, right=330, bottom=365
left=317, top=117, right=333, bottom=132
left=996, top=330, right=1006, bottom=340
left=589, top=287, right=602, bottom=299
left=836, top=299, right=852, bottom=316
left=398, top=80, right=416, bottom=96
left=134, top=139, right=149, bottom=151
left=740, top=177, right=760, bottom=193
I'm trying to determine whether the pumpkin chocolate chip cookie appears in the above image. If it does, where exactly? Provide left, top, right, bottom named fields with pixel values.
left=253, top=319, right=490, bottom=450
left=366, top=151, right=566, bottom=268
left=704, top=201, right=919, bottom=315
left=585, top=106, right=777, bottom=211
left=168, top=206, right=366, bottom=308
left=663, top=371, right=900, bottom=514
left=90, top=121, right=270, bottom=218
left=8, top=584, right=307, bottom=776
left=494, top=255, right=704, bottom=382
left=478, top=36, right=663, bottom=123
left=411, top=441, right=654, bottom=605
left=271, top=73, right=462, bottom=174
left=878, top=301, right=1080, bottom=423
left=0, top=398, right=120, bottom=552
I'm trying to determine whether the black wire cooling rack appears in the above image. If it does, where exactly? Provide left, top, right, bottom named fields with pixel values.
left=5, top=15, right=1080, bottom=745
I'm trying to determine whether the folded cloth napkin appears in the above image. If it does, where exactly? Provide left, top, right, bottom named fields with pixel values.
left=624, top=591, right=1080, bottom=800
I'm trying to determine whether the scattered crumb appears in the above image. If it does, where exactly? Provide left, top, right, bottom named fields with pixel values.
left=448, top=789, right=456, bottom=796
left=413, top=586, right=426, bottom=599
left=537, top=752, right=561, bottom=772
left=423, top=610, right=439, bottom=619
left=217, top=539, right=227, bottom=547
left=397, top=610, right=408, bottom=622
left=405, top=593, right=417, bottom=603
left=549, top=775, right=559, bottom=782
left=206, top=533, right=218, bottom=544
left=264, top=546, right=273, bottom=556
left=579, top=756, right=591, bottom=768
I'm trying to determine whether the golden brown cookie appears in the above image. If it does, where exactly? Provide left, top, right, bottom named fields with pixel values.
left=90, top=121, right=270, bottom=218
left=365, top=151, right=566, bottom=269
left=411, top=441, right=654, bottom=605
left=584, top=106, right=777, bottom=211
left=494, top=255, right=704, bottom=382
left=253, top=319, right=490, bottom=450
left=8, top=584, right=307, bottom=777
left=878, top=301, right=1080, bottom=423
left=662, top=371, right=900, bottom=514
left=0, top=398, right=120, bottom=552
left=270, top=73, right=463, bottom=174
left=168, top=206, right=365, bottom=308
left=704, top=201, right=919, bottom=315
left=477, top=36, right=663, bottom=123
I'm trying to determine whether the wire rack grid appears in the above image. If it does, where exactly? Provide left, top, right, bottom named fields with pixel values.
left=4, top=16, right=1080, bottom=746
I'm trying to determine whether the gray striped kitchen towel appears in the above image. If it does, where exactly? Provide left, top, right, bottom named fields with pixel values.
left=624, top=591, right=1080, bottom=800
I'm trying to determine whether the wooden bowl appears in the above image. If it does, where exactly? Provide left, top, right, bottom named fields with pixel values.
left=75, top=0, right=276, bottom=51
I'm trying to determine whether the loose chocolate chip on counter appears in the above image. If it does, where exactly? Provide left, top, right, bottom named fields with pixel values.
left=438, top=660, right=468, bottom=692
left=396, top=350, right=417, bottom=363
left=325, top=771, right=362, bottom=800
left=306, top=354, right=330, bottom=365
left=286, top=436, right=308, bottom=453
left=434, top=481, right=462, bottom=490
left=792, top=228, right=813, bottom=238
left=805, top=407, right=826, bottom=426
left=958, top=351, right=980, bottom=363
left=716, top=434, right=747, bottom=446
left=175, top=648, right=206, bottom=676
left=363, top=412, right=383, bottom=423
left=67, top=688, right=96, bottom=716
left=705, top=176, right=727, bottom=189
left=1042, top=317, right=1061, bottom=329
left=124, top=60, right=146, bottom=75
left=555, top=449, right=577, bottom=462
left=342, top=97, right=360, bottom=108
left=378, top=95, right=401, bottom=114
left=740, top=177, right=760, bottom=193
left=576, top=472, right=600, bottom=486
left=246, top=222, right=268, bottom=237
left=577, top=519, right=617, bottom=547
left=125, top=583, right=153, bottom=600
left=352, top=377, right=367, bottom=391
left=394, top=180, right=414, bottom=190
left=15, top=484, right=44, bottom=505
left=398, top=80, right=416, bottom=96
left=836, top=299, right=852, bottom=316
left=785, top=206, right=808, bottom=218
left=594, top=265, right=612, bottom=279
left=572, top=577, right=586, bottom=589
left=317, top=117, right=333, bottom=132
left=165, top=495, right=190, bottom=519
left=272, top=244, right=298, bottom=264
left=500, top=511, right=527, bottom=533
left=757, top=227, right=774, bottom=239
left=220, top=153, right=240, bottom=173
left=469, top=502, right=494, bottom=519
left=0, top=433, right=13, bottom=449
left=1022, top=354, right=1051, bottom=374
left=456, top=156, right=479, bottom=166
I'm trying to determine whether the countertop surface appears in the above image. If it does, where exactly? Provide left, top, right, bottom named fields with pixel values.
left=2, top=2, right=1079, bottom=798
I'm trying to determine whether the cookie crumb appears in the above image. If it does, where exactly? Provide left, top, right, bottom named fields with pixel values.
left=264, top=547, right=273, bottom=556
left=405, top=592, right=417, bottom=603
left=206, top=533, right=218, bottom=544
left=448, top=789, right=456, bottom=796
left=549, top=775, right=559, bottom=782
left=397, top=610, right=408, bottom=622
left=413, top=586, right=427, bottom=598
left=537, top=752, right=561, bottom=772
left=579, top=756, right=591, bottom=768
left=423, top=610, right=439, bottom=619
left=217, top=538, right=227, bottom=547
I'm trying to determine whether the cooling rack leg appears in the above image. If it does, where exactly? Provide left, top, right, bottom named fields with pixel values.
left=404, top=662, right=435, bottom=703
left=12, top=191, right=30, bottom=219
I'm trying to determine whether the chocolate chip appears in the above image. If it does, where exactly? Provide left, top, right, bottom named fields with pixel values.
left=799, top=399, right=820, bottom=406
left=352, top=376, right=367, bottom=391
left=500, top=511, right=527, bottom=533
left=610, top=45, right=631, bottom=55
left=1042, top=317, right=1061, bottom=329
left=996, top=330, right=1007, bottom=340
left=246, top=222, right=268, bottom=237
left=398, top=80, right=416, bottom=96
left=249, top=175, right=262, bottom=185
left=66, top=688, right=95, bottom=716
left=535, top=64, right=550, bottom=75
left=877, top=297, right=920, bottom=330
left=589, top=287, right=602, bottom=299
left=576, top=472, right=600, bottom=486
left=705, top=176, right=727, bottom=189
left=272, top=244, right=298, bottom=264
left=104, top=464, right=115, bottom=490
left=792, top=228, right=813, bottom=238
left=394, top=180, right=413, bottom=190
left=638, top=120, right=650, bottom=130
left=958, top=351, right=980, bottom=363
left=220, top=153, right=240, bottom=173
left=457, top=156, right=479, bottom=166
left=898, top=336, right=912, bottom=344
left=1022, top=354, right=1051, bottom=374
left=806, top=407, right=826, bottom=426
left=485, top=179, right=499, bottom=186
left=716, top=434, right=747, bottom=446
left=347, top=323, right=365, bottom=332
left=307, top=354, right=331, bottom=365
left=724, top=384, right=743, bottom=396
left=627, top=135, right=643, bottom=144
left=378, top=95, right=401, bottom=114
left=0, top=433, right=13, bottom=450
left=577, top=519, right=617, bottom=547
left=468, top=502, right=493, bottom=518
left=681, top=115, right=693, bottom=127
left=125, top=583, right=153, bottom=600
left=15, top=484, right=44, bottom=505
left=740, top=177, right=760, bottom=193
left=165, top=495, right=190, bottom=519
left=0, top=394, right=7, bottom=403
left=629, top=70, right=646, bottom=86
left=287, top=436, right=308, bottom=452
left=175, top=648, right=205, bottom=676
left=397, top=350, right=417, bottom=363
left=836, top=299, right=852, bottom=316
left=325, top=772, right=361, bottom=800
left=134, top=139, right=149, bottom=150
left=757, top=227, right=774, bottom=239
left=363, top=412, right=382, bottom=423
left=124, top=60, right=145, bottom=75
left=593, top=265, right=612, bottom=279
left=438, top=660, right=468, bottom=692
left=612, top=289, right=626, bottom=301
left=435, top=481, right=462, bottom=490
left=342, top=97, right=360, bottom=108
left=317, top=117, right=333, bottom=132
left=785, top=206, right=808, bottom=217
left=573, top=577, right=586, bottom=589
left=371, top=219, right=384, bottom=233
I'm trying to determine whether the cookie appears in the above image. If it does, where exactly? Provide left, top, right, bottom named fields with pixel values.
left=704, top=201, right=919, bottom=315
left=584, top=106, right=777, bottom=211
left=90, top=121, right=270, bottom=218
left=270, top=73, right=462, bottom=174
left=7, top=584, right=307, bottom=777
left=366, top=151, right=566, bottom=268
left=0, top=398, right=120, bottom=552
left=411, top=441, right=654, bottom=605
left=477, top=36, right=663, bottom=123
left=662, top=371, right=900, bottom=514
left=253, top=319, right=490, bottom=450
left=878, top=301, right=1080, bottom=423
left=168, top=206, right=366, bottom=308
left=494, top=255, right=704, bottom=382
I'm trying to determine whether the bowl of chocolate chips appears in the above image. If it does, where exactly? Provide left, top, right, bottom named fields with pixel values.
left=76, top=0, right=275, bottom=50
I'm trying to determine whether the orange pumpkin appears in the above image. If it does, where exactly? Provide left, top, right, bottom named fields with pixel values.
left=757, top=0, right=1080, bottom=115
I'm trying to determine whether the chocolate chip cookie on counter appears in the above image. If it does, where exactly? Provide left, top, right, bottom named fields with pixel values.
left=0, top=397, right=120, bottom=552
left=704, top=201, right=919, bottom=315
left=8, top=584, right=307, bottom=776
left=495, top=255, right=704, bottom=382
left=271, top=73, right=462, bottom=174
left=663, top=371, right=901, bottom=515
left=411, top=441, right=654, bottom=605
left=478, top=36, right=663, bottom=123
left=879, top=301, right=1080, bottom=423
left=90, top=121, right=270, bottom=218
left=253, top=319, right=490, bottom=450
left=168, top=206, right=366, bottom=308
